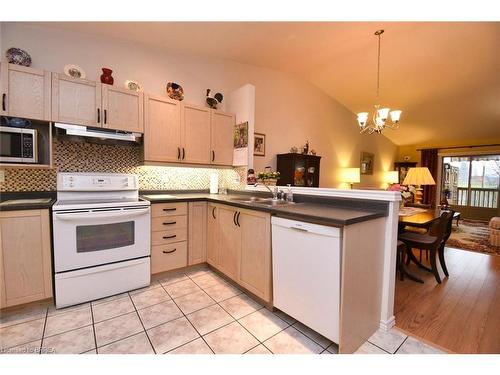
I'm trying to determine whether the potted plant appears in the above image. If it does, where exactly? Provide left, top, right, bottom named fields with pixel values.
left=257, top=169, right=280, bottom=186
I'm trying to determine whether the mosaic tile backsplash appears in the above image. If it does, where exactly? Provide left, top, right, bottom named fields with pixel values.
left=1, top=138, right=246, bottom=192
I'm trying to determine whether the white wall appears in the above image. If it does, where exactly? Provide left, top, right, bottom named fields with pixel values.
left=2, top=23, right=397, bottom=188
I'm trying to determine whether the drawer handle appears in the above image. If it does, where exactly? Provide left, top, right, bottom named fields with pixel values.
left=162, top=248, right=177, bottom=254
left=163, top=208, right=177, bottom=212
left=163, top=221, right=177, bottom=225
left=163, top=234, right=177, bottom=239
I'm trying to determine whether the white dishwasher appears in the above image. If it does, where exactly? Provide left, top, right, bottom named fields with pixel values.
left=272, top=216, right=341, bottom=343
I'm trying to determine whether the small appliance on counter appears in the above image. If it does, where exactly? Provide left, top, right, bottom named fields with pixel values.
left=52, top=172, right=151, bottom=308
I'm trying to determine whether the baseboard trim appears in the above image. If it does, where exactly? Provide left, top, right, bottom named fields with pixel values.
left=379, top=316, right=396, bottom=331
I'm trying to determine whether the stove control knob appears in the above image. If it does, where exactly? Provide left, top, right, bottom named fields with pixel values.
left=123, top=178, right=129, bottom=187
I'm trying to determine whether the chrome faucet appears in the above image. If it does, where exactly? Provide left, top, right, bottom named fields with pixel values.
left=254, top=183, right=279, bottom=200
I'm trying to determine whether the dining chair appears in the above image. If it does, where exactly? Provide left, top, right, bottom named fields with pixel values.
left=398, top=210, right=454, bottom=284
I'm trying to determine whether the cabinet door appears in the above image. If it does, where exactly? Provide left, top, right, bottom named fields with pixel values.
left=211, top=110, right=235, bottom=166
left=217, top=205, right=241, bottom=280
left=0, top=210, right=52, bottom=308
left=207, top=204, right=219, bottom=267
left=144, top=94, right=182, bottom=162
left=239, top=210, right=272, bottom=302
left=188, top=202, right=207, bottom=265
left=52, top=73, right=101, bottom=127
left=182, top=104, right=211, bottom=164
left=102, top=85, right=144, bottom=133
left=1, top=63, right=51, bottom=121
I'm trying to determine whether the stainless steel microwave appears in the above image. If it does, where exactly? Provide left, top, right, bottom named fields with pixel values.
left=0, top=126, right=38, bottom=163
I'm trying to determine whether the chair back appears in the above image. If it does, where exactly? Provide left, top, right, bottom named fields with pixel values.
left=442, top=209, right=455, bottom=243
left=429, top=210, right=454, bottom=247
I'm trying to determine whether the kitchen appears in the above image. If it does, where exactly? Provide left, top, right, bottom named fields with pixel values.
left=1, top=21, right=420, bottom=358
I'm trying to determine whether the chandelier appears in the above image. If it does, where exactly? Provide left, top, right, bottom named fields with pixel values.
left=357, top=29, right=402, bottom=134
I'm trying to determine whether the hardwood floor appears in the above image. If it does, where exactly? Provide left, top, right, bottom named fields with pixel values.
left=395, top=247, right=500, bottom=354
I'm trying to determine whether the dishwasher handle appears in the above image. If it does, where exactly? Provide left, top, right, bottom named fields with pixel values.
left=271, top=217, right=340, bottom=237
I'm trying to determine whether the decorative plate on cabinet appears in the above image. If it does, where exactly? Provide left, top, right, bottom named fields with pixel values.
left=124, top=80, right=141, bottom=91
left=5, top=47, right=32, bottom=66
left=63, top=64, right=86, bottom=79
left=166, top=82, right=184, bottom=101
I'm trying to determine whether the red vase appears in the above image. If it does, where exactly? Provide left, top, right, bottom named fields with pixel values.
left=100, top=68, right=114, bottom=85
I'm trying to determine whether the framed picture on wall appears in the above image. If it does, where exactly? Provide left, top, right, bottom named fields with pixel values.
left=360, top=151, right=374, bottom=175
left=394, top=162, right=418, bottom=184
left=254, top=133, right=266, bottom=156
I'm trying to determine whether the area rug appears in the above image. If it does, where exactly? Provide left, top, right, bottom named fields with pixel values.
left=447, top=219, right=500, bottom=256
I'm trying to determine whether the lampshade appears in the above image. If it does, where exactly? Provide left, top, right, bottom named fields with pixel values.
left=377, top=107, right=390, bottom=120
left=384, top=171, right=399, bottom=184
left=390, top=110, right=402, bottom=122
left=357, top=112, right=368, bottom=127
left=340, top=168, right=360, bottom=183
left=402, top=167, right=436, bottom=186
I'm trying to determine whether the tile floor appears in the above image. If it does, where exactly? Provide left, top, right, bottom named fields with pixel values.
left=0, top=265, right=445, bottom=355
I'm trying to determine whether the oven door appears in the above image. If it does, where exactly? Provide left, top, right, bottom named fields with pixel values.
left=53, top=206, right=151, bottom=273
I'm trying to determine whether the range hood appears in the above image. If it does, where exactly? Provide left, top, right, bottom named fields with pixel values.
left=54, top=123, right=142, bottom=142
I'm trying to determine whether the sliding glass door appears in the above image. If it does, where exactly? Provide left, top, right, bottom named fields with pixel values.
left=441, top=155, right=499, bottom=221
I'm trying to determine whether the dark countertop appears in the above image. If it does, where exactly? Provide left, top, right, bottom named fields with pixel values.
left=0, top=190, right=387, bottom=226
left=0, top=191, right=56, bottom=212
left=141, top=192, right=387, bottom=227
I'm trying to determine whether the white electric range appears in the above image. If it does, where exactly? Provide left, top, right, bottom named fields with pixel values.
left=52, top=172, right=151, bottom=308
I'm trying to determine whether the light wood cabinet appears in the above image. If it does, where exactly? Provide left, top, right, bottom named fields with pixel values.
left=207, top=203, right=219, bottom=266
left=102, top=85, right=144, bottom=132
left=150, top=202, right=188, bottom=274
left=188, top=202, right=207, bottom=265
left=0, top=62, right=51, bottom=121
left=217, top=205, right=241, bottom=280
left=207, top=203, right=271, bottom=303
left=144, top=94, right=182, bottom=163
left=0, top=209, right=52, bottom=308
left=52, top=74, right=143, bottom=132
left=238, top=209, right=272, bottom=302
left=52, top=74, right=101, bottom=127
left=211, top=110, right=235, bottom=166
left=182, top=104, right=211, bottom=164
left=143, top=101, right=234, bottom=167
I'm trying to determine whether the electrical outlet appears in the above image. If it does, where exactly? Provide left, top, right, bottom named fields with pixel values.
left=0, top=169, right=5, bottom=183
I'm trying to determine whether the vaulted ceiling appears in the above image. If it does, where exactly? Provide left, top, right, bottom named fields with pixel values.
left=33, top=22, right=500, bottom=146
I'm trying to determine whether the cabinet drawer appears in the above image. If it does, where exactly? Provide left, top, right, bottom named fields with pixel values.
left=151, top=228, right=187, bottom=245
left=151, top=203, right=188, bottom=217
left=151, top=215, right=187, bottom=232
left=151, top=242, right=188, bottom=274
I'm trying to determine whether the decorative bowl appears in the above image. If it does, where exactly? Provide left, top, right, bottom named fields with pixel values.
left=124, top=80, right=141, bottom=92
left=64, top=64, right=86, bottom=79
left=6, top=47, right=32, bottom=67
left=166, top=82, right=184, bottom=101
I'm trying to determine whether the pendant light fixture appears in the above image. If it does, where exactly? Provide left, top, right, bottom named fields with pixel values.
left=357, top=29, right=402, bottom=134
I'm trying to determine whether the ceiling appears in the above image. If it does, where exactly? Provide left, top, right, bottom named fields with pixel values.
left=35, top=22, right=500, bottom=146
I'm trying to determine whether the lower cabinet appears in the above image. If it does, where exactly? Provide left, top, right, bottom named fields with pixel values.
left=150, top=202, right=188, bottom=274
left=188, top=202, right=207, bottom=265
left=207, top=203, right=272, bottom=303
left=0, top=209, right=53, bottom=308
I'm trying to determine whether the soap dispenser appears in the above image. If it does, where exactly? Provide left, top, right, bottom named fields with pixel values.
left=286, top=184, right=293, bottom=203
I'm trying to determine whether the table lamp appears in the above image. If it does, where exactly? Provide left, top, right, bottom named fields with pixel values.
left=340, top=168, right=360, bottom=189
left=402, top=167, right=436, bottom=204
left=384, top=171, right=399, bottom=186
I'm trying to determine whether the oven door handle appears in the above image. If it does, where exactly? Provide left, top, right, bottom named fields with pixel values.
left=54, top=207, right=150, bottom=221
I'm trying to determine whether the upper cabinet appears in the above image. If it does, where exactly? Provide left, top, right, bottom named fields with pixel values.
left=52, top=73, right=144, bottom=132
left=102, top=85, right=144, bottom=133
left=0, top=62, right=51, bottom=121
left=182, top=103, right=211, bottom=164
left=211, top=110, right=235, bottom=166
left=144, top=94, right=182, bottom=163
left=144, top=97, right=235, bottom=167
left=52, top=74, right=101, bottom=127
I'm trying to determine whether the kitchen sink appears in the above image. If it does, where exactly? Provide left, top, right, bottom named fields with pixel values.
left=227, top=196, right=268, bottom=203
left=228, top=196, right=295, bottom=206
